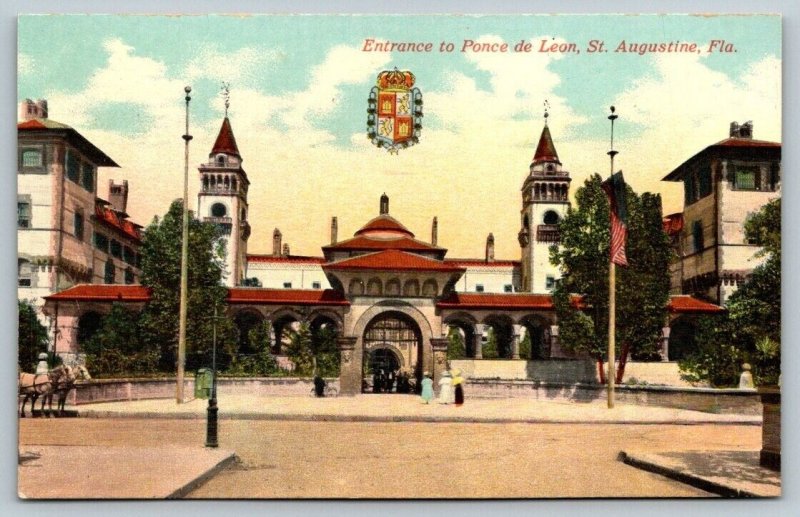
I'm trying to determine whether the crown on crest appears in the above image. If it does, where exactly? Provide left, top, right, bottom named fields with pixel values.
left=377, top=68, right=415, bottom=90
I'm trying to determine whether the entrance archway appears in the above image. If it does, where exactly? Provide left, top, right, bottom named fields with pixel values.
left=362, top=311, right=421, bottom=393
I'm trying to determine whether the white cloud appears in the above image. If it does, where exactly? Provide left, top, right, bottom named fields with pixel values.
left=184, top=45, right=283, bottom=86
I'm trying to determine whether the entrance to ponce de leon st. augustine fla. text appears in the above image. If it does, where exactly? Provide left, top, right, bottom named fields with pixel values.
left=362, top=312, right=422, bottom=394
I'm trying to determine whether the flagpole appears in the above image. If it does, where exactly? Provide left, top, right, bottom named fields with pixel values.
left=607, top=106, right=619, bottom=409
left=177, top=86, right=192, bottom=404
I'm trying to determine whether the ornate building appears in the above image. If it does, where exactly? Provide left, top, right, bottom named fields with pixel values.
left=40, top=111, right=722, bottom=388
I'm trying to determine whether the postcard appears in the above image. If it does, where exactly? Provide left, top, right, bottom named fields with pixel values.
left=17, top=13, right=781, bottom=499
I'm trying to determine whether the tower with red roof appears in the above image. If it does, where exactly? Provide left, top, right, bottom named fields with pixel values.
left=518, top=112, right=572, bottom=292
left=197, top=115, right=251, bottom=286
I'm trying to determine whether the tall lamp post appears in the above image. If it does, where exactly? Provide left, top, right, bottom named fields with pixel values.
left=206, top=304, right=219, bottom=448
left=177, top=85, right=192, bottom=403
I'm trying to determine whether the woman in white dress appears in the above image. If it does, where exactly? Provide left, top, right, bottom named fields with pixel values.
left=438, top=370, right=454, bottom=404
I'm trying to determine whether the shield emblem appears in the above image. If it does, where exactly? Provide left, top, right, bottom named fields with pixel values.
left=368, top=69, right=422, bottom=153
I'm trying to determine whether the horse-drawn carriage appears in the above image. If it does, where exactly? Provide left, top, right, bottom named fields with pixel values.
left=18, top=364, right=91, bottom=417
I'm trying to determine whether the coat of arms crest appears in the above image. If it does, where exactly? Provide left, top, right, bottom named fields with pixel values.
left=367, top=68, right=423, bottom=153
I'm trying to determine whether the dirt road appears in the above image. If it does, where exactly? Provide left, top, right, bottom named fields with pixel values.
left=20, top=419, right=760, bottom=498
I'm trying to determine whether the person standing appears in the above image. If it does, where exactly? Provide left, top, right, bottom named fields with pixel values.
left=452, top=369, right=465, bottom=406
left=438, top=370, right=454, bottom=404
left=420, top=372, right=434, bottom=404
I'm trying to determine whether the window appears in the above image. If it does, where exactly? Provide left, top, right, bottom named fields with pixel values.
left=73, top=211, right=84, bottom=240
left=93, top=232, right=109, bottom=252
left=503, top=284, right=513, bottom=293
left=734, top=167, right=757, bottom=190
left=283, top=282, right=292, bottom=289
left=124, top=267, right=135, bottom=285
left=698, top=167, right=712, bottom=198
left=66, top=151, right=80, bottom=183
left=692, top=221, right=704, bottom=253
left=211, top=203, right=227, bottom=217
left=104, top=259, right=115, bottom=284
left=312, top=281, right=321, bottom=289
left=18, top=259, right=33, bottom=287
left=123, top=246, right=134, bottom=264
left=21, top=149, right=43, bottom=168
left=475, top=284, right=484, bottom=293
left=110, top=240, right=122, bottom=258
left=543, top=210, right=560, bottom=225
left=81, top=163, right=95, bottom=191
left=17, top=199, right=31, bottom=228
left=546, top=276, right=556, bottom=290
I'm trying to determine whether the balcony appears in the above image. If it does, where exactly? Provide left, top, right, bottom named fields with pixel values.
left=536, top=224, right=561, bottom=243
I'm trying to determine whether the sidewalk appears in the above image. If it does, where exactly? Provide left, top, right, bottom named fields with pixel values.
left=72, top=393, right=762, bottom=425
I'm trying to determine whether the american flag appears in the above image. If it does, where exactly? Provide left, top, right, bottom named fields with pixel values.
left=601, top=171, right=629, bottom=266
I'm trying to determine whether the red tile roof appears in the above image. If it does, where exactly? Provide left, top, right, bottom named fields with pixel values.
left=94, top=203, right=142, bottom=242
left=668, top=295, right=724, bottom=314
left=532, top=125, right=560, bottom=164
left=323, top=235, right=441, bottom=252
left=662, top=137, right=780, bottom=181
left=211, top=117, right=240, bottom=158
left=712, top=138, right=781, bottom=149
left=18, top=118, right=119, bottom=167
left=44, top=284, right=151, bottom=302
left=354, top=214, right=415, bottom=238
left=247, top=255, right=326, bottom=264
left=324, top=249, right=465, bottom=272
left=227, top=288, right=349, bottom=305
left=437, top=292, right=555, bottom=310
left=444, top=259, right=519, bottom=268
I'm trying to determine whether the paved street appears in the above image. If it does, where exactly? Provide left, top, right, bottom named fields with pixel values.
left=19, top=417, right=763, bottom=498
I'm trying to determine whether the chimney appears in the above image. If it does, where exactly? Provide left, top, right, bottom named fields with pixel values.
left=730, top=120, right=753, bottom=139
left=273, top=228, right=282, bottom=257
left=380, top=193, right=389, bottom=215
left=485, top=233, right=495, bottom=262
left=19, top=98, right=48, bottom=121
left=282, top=243, right=290, bottom=256
left=331, top=216, right=338, bottom=244
left=431, top=217, right=438, bottom=246
left=108, top=180, right=129, bottom=213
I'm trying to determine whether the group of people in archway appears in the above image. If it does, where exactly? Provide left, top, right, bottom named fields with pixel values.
left=369, top=368, right=413, bottom=394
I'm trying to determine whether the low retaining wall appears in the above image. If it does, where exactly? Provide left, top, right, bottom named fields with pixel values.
left=71, top=377, right=339, bottom=405
left=465, top=380, right=761, bottom=415
left=70, top=377, right=759, bottom=415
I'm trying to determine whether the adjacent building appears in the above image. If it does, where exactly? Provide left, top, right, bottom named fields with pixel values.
left=17, top=99, right=143, bottom=313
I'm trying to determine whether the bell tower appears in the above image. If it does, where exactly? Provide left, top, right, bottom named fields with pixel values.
left=197, top=89, right=250, bottom=286
left=518, top=106, right=571, bottom=292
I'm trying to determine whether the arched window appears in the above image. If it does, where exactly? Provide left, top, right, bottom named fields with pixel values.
left=422, top=279, right=438, bottom=297
left=216, top=154, right=226, bottom=166
left=211, top=203, right=227, bottom=217
left=543, top=210, right=560, bottom=225
left=367, top=278, right=382, bottom=296
left=349, top=278, right=365, bottom=295
left=124, top=267, right=134, bottom=284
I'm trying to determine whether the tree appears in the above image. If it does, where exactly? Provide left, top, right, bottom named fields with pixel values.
left=446, top=327, right=466, bottom=359
left=82, top=302, right=159, bottom=376
left=680, top=198, right=781, bottom=386
left=137, top=200, right=236, bottom=372
left=550, top=174, right=672, bottom=382
left=284, top=322, right=340, bottom=377
left=18, top=300, right=49, bottom=371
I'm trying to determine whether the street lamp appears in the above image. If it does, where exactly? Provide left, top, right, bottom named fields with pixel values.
left=206, top=304, right=220, bottom=448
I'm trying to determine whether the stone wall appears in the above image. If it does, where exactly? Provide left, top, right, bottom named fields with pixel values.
left=759, top=388, right=781, bottom=470
left=463, top=380, right=761, bottom=415
left=67, top=377, right=760, bottom=415
left=69, top=377, right=339, bottom=405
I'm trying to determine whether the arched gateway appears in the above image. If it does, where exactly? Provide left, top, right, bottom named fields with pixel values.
left=362, top=311, right=421, bottom=393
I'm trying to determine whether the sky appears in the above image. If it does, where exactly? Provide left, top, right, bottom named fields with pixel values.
left=17, top=14, right=781, bottom=260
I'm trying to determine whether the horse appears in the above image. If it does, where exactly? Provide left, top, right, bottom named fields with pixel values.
left=43, top=365, right=92, bottom=417
left=18, top=371, right=52, bottom=418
